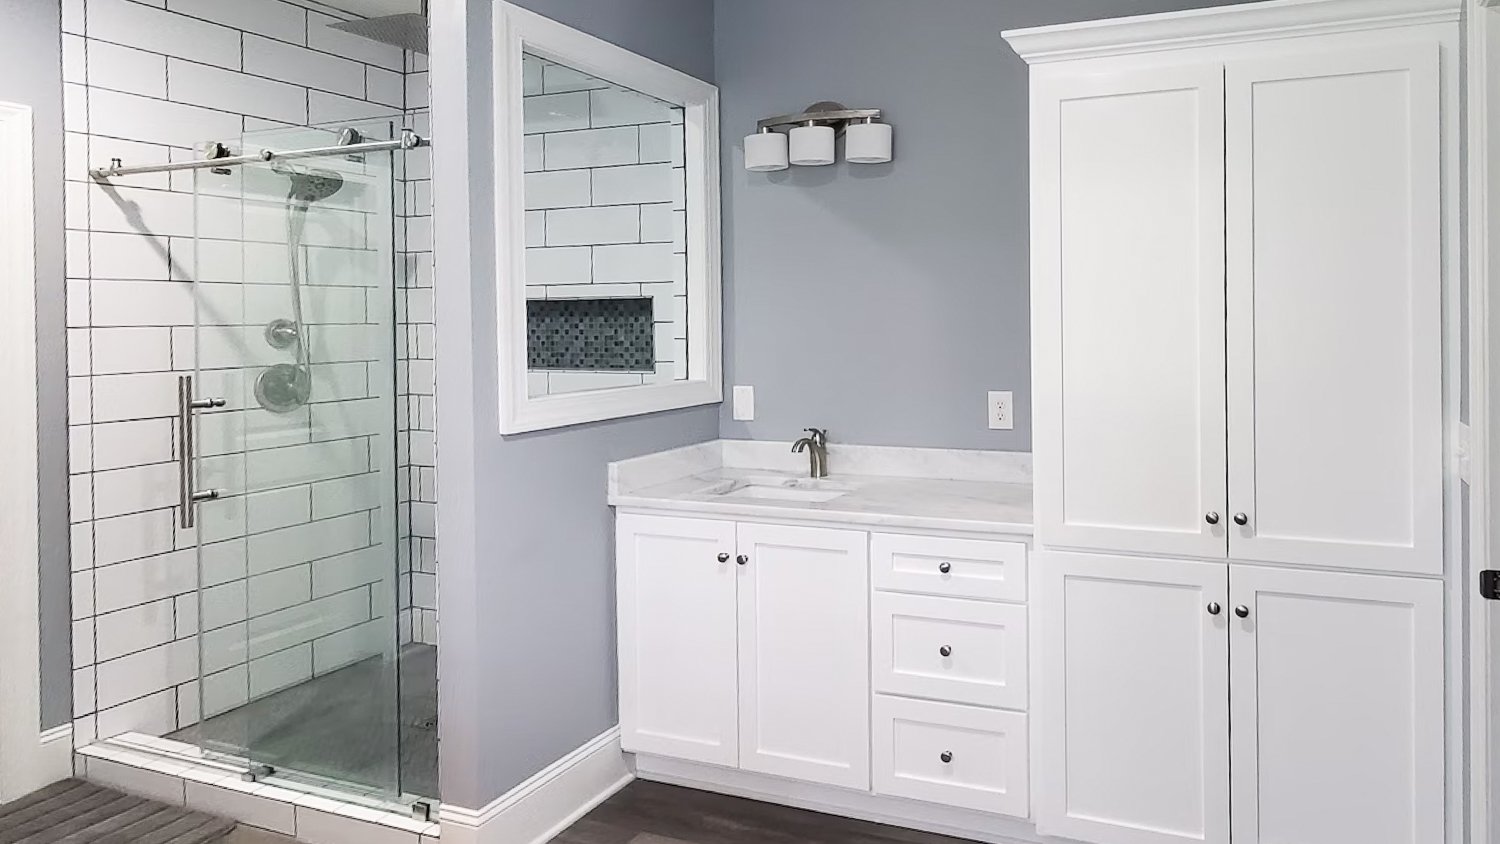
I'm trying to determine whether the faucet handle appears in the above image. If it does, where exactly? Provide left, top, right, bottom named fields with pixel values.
left=805, top=427, right=828, bottom=446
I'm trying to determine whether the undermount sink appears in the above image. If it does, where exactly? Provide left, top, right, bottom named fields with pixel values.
left=698, top=476, right=854, bottom=504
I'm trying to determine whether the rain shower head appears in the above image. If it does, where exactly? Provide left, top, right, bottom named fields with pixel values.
left=329, top=13, right=428, bottom=54
left=274, top=163, right=345, bottom=204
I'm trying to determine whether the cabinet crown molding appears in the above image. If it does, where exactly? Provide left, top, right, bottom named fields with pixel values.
left=1002, top=0, right=1460, bottom=64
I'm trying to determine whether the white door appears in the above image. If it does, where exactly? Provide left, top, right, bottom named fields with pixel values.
left=616, top=514, right=739, bottom=766
left=1225, top=42, right=1443, bottom=574
left=1030, top=63, right=1228, bottom=559
left=736, top=523, right=869, bottom=789
left=1034, top=552, right=1229, bottom=844
left=1229, top=566, right=1443, bottom=844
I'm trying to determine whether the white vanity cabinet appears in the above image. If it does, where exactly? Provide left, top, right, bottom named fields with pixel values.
left=616, top=509, right=1035, bottom=827
left=616, top=514, right=871, bottom=789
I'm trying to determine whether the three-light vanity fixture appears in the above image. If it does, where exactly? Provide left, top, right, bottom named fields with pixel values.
left=743, top=101, right=892, bottom=172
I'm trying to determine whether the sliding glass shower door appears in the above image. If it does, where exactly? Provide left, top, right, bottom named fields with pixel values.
left=183, top=122, right=404, bottom=798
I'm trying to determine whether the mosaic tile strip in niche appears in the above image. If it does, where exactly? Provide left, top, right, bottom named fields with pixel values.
left=528, top=297, right=656, bottom=371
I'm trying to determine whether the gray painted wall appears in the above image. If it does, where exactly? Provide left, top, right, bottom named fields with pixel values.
left=433, top=0, right=718, bottom=810
left=2, top=0, right=72, bottom=731
left=715, top=0, right=1257, bottom=452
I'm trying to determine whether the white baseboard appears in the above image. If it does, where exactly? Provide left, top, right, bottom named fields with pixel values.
left=634, top=754, right=1046, bottom=844
left=439, top=727, right=633, bottom=844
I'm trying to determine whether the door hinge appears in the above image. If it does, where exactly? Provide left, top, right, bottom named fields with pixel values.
left=1481, top=570, right=1500, bottom=600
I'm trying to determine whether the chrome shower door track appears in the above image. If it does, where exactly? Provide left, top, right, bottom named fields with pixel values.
left=89, top=129, right=429, bottom=180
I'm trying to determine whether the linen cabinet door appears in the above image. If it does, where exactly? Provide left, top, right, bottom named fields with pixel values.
left=1229, top=566, right=1443, bottom=844
left=1225, top=42, right=1443, bottom=574
left=1030, top=64, right=1228, bottom=560
left=1034, top=552, right=1229, bottom=844
left=617, top=514, right=739, bottom=766
left=736, top=523, right=869, bottom=789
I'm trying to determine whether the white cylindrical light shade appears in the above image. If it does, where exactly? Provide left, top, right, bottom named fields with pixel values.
left=845, top=122, right=893, bottom=164
left=744, top=131, right=789, bottom=172
left=788, top=125, right=835, bottom=166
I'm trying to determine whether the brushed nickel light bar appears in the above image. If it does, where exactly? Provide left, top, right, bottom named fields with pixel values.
left=745, top=101, right=892, bottom=172
left=89, top=128, right=429, bottom=180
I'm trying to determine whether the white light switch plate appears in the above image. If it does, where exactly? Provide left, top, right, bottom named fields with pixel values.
left=733, top=385, right=755, bottom=421
left=988, top=391, right=1014, bottom=430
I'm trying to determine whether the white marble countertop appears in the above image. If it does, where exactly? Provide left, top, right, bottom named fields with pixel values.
left=609, top=440, right=1034, bottom=535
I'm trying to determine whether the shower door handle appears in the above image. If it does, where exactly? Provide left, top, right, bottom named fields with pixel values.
left=177, top=375, right=225, bottom=529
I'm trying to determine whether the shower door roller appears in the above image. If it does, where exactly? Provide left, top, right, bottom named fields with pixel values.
left=177, top=374, right=225, bottom=529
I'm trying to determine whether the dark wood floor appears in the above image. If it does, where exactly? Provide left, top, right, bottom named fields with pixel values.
left=552, top=781, right=976, bottom=844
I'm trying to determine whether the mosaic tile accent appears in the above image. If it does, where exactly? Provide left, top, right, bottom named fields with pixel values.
left=527, top=297, right=656, bottom=372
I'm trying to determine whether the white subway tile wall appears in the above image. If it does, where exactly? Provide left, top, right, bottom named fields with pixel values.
left=521, top=55, right=690, bottom=397
left=397, top=51, right=437, bottom=647
left=64, top=0, right=437, bottom=745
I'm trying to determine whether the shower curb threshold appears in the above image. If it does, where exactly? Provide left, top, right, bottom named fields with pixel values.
left=77, top=734, right=440, bottom=842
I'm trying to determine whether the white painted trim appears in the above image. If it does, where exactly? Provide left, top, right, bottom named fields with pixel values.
left=439, top=727, right=633, bottom=844
left=493, top=2, right=723, bottom=434
left=634, top=754, right=1043, bottom=844
left=1002, top=0, right=1461, bottom=64
left=1470, top=2, right=1499, bottom=842
left=0, top=100, right=72, bottom=802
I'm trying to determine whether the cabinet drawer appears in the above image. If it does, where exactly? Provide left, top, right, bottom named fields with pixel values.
left=871, top=534, right=1026, bottom=602
left=872, top=592, right=1027, bottom=709
left=873, top=696, right=1029, bottom=818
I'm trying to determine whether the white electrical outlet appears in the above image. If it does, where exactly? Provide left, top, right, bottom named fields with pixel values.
left=733, top=385, right=755, bottom=421
left=988, top=391, right=1014, bottom=431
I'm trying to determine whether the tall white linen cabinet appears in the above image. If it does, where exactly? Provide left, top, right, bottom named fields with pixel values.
left=1004, top=1, right=1460, bottom=843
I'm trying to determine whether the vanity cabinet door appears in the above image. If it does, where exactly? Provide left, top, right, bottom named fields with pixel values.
left=1030, top=63, right=1228, bottom=560
left=617, top=514, right=740, bottom=766
left=1229, top=566, right=1443, bottom=844
left=1224, top=43, right=1443, bottom=574
left=736, top=523, right=870, bottom=789
left=1034, top=551, right=1229, bottom=844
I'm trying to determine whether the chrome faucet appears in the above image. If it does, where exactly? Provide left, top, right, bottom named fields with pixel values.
left=791, top=428, right=829, bottom=478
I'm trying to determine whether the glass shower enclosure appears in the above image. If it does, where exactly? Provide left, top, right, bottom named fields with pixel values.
left=171, top=120, right=430, bottom=802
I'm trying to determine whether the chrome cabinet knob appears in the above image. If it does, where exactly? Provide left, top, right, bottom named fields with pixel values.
left=939, top=645, right=953, bottom=657
left=1233, top=513, right=1249, bottom=526
left=1207, top=602, right=1221, bottom=616
left=940, top=751, right=953, bottom=764
left=938, top=562, right=952, bottom=574
left=717, top=552, right=730, bottom=563
left=1235, top=605, right=1250, bottom=618
left=736, top=555, right=749, bottom=566
left=1205, top=511, right=1220, bottom=525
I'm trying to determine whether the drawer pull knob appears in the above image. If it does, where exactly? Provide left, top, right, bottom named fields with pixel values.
left=938, top=562, right=952, bottom=574
left=736, top=555, right=749, bottom=566
left=939, top=645, right=953, bottom=657
left=1233, top=512, right=1249, bottom=526
left=717, top=552, right=730, bottom=563
left=1235, top=604, right=1250, bottom=619
left=1205, top=511, right=1220, bottom=525
left=1207, top=602, right=1221, bottom=616
left=940, top=751, right=953, bottom=764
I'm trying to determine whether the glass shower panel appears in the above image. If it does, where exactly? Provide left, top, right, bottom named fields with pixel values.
left=186, top=122, right=403, bottom=798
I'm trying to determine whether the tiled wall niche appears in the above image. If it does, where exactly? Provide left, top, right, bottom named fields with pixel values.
left=63, top=0, right=437, bottom=748
left=521, top=54, right=691, bottom=396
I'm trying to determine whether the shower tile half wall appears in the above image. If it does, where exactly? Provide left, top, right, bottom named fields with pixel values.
left=63, top=0, right=438, bottom=748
